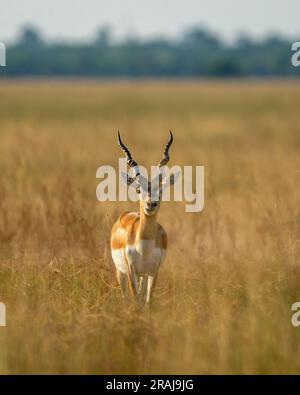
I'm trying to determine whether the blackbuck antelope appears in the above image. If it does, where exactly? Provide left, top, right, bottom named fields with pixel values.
left=111, top=131, right=178, bottom=306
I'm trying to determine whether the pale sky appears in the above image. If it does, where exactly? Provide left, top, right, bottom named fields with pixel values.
left=1, top=0, right=299, bottom=43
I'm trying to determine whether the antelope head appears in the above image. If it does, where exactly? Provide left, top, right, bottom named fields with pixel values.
left=118, top=130, right=179, bottom=217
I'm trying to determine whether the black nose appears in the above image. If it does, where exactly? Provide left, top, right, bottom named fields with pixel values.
left=147, top=202, right=158, bottom=209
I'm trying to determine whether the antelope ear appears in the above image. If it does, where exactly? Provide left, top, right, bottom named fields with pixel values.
left=161, top=171, right=181, bottom=190
left=169, top=171, right=181, bottom=186
left=121, top=172, right=139, bottom=188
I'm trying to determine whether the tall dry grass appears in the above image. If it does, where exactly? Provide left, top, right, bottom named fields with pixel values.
left=0, top=80, right=300, bottom=374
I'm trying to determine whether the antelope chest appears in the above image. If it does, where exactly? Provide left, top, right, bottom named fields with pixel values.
left=126, top=239, right=163, bottom=275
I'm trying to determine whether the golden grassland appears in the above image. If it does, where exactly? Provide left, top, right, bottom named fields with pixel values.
left=0, top=80, right=300, bottom=374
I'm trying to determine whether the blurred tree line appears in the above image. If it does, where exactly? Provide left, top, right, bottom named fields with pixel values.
left=0, top=25, right=299, bottom=77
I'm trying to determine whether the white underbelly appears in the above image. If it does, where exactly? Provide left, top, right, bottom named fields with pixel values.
left=111, top=244, right=166, bottom=275
left=111, top=249, right=127, bottom=274
left=127, top=245, right=163, bottom=275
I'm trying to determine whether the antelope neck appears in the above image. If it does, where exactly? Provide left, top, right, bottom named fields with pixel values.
left=138, top=207, right=158, bottom=240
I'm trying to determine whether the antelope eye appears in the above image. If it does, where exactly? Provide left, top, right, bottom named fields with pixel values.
left=136, top=186, right=140, bottom=194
